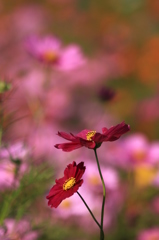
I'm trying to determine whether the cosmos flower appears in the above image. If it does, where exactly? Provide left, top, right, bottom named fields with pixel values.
left=26, top=35, right=86, bottom=69
left=46, top=161, right=86, bottom=208
left=0, top=142, right=29, bottom=160
left=0, top=143, right=29, bottom=189
left=137, top=227, right=159, bottom=240
left=84, top=161, right=119, bottom=191
left=56, top=44, right=86, bottom=71
left=122, top=134, right=149, bottom=164
left=0, top=218, right=38, bottom=240
left=26, top=35, right=62, bottom=64
left=54, top=121, right=130, bottom=152
left=0, top=160, right=18, bottom=189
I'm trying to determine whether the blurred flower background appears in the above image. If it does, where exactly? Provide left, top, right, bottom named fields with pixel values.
left=0, top=0, right=159, bottom=239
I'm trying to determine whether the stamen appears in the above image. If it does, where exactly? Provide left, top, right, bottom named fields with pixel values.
left=86, top=131, right=96, bottom=141
left=63, top=177, right=76, bottom=190
left=43, top=51, right=58, bottom=62
left=61, top=199, right=72, bottom=208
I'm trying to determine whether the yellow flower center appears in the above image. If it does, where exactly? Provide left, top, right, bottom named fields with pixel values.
left=134, top=165, right=157, bottom=188
left=61, top=199, right=72, bottom=209
left=148, top=236, right=159, bottom=240
left=43, top=51, right=58, bottom=62
left=86, top=131, right=96, bottom=141
left=9, top=232, right=20, bottom=240
left=63, top=177, right=76, bottom=190
left=88, top=175, right=100, bottom=185
left=132, top=150, right=146, bottom=162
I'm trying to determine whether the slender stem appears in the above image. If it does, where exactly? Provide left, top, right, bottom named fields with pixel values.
left=77, top=191, right=101, bottom=229
left=94, top=148, right=106, bottom=240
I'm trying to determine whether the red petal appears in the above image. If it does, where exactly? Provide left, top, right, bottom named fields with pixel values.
left=55, top=176, right=66, bottom=185
left=92, top=132, right=106, bottom=143
left=102, top=127, right=108, bottom=134
left=46, top=184, right=62, bottom=199
left=64, top=161, right=77, bottom=178
left=57, top=131, right=77, bottom=142
left=92, top=122, right=130, bottom=143
left=79, top=138, right=96, bottom=149
left=76, top=129, right=91, bottom=140
left=47, top=190, right=69, bottom=208
left=75, top=162, right=86, bottom=181
left=104, top=121, right=130, bottom=141
left=74, top=179, right=83, bottom=191
left=54, top=142, right=82, bottom=152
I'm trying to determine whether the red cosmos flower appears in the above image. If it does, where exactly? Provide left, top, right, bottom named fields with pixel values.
left=54, top=121, right=130, bottom=152
left=46, top=161, right=85, bottom=208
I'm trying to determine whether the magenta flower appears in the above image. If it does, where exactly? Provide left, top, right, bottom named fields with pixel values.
left=56, top=45, right=86, bottom=71
left=46, top=161, right=86, bottom=208
left=26, top=35, right=62, bottom=64
left=0, top=142, right=29, bottom=160
left=26, top=35, right=86, bottom=69
left=55, top=121, right=130, bottom=152
left=0, top=218, right=38, bottom=240
left=0, top=143, right=29, bottom=189
left=137, top=228, right=159, bottom=240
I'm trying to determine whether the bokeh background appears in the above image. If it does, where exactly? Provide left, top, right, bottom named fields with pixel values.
left=0, top=0, right=159, bottom=239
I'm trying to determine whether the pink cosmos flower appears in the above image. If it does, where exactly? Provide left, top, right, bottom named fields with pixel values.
left=26, top=35, right=86, bottom=70
left=0, top=159, right=27, bottom=189
left=123, top=133, right=149, bottom=164
left=0, top=142, right=29, bottom=189
left=106, top=133, right=150, bottom=169
left=0, top=142, right=29, bottom=160
left=147, top=142, right=159, bottom=165
left=0, top=160, right=16, bottom=189
left=56, top=45, right=86, bottom=71
left=137, top=228, right=159, bottom=240
left=26, top=35, right=62, bottom=64
left=84, top=161, right=119, bottom=191
left=114, top=134, right=159, bottom=168
left=0, top=218, right=38, bottom=240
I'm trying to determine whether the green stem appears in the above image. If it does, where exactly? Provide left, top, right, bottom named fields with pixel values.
left=94, top=148, right=106, bottom=240
left=77, top=191, right=101, bottom=229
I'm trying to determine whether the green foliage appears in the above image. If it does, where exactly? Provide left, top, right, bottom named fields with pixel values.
left=0, top=163, right=53, bottom=225
left=38, top=221, right=97, bottom=240
left=0, top=81, right=11, bottom=93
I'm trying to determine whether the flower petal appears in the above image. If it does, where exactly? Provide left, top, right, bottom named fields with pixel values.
left=64, top=161, right=77, bottom=178
left=47, top=190, right=69, bottom=208
left=46, top=184, right=62, bottom=199
left=106, top=122, right=130, bottom=141
left=54, top=142, right=82, bottom=152
left=79, top=138, right=96, bottom=149
left=46, top=161, right=85, bottom=208
left=57, top=131, right=77, bottom=141
left=92, top=132, right=106, bottom=143
left=76, top=129, right=91, bottom=140
left=75, top=162, right=86, bottom=181
left=101, top=122, right=130, bottom=141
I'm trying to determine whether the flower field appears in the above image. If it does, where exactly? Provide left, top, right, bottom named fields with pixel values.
left=0, top=1, right=159, bottom=239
